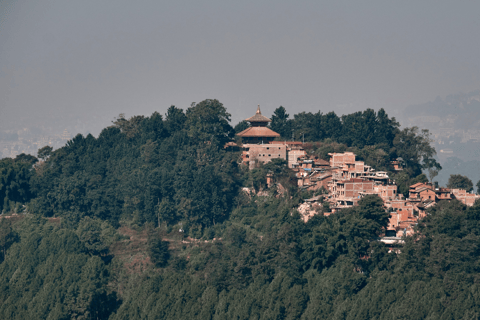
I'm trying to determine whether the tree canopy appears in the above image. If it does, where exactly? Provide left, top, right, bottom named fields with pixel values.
left=447, top=174, right=474, bottom=192
left=1, top=100, right=478, bottom=319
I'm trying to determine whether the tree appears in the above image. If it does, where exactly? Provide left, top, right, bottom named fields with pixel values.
left=0, top=157, right=37, bottom=213
left=165, top=105, right=187, bottom=134
left=322, top=111, right=342, bottom=141
left=447, top=174, right=474, bottom=192
left=291, top=112, right=318, bottom=142
left=185, top=99, right=234, bottom=147
left=148, top=236, right=170, bottom=267
left=76, top=217, right=108, bottom=256
left=375, top=108, right=400, bottom=147
left=393, top=127, right=438, bottom=176
left=424, top=158, right=442, bottom=172
left=355, top=195, right=390, bottom=230
left=14, top=153, right=38, bottom=165
left=37, top=146, right=53, bottom=161
left=270, top=106, right=290, bottom=138
left=477, top=180, right=480, bottom=194
left=0, top=219, right=16, bottom=262
left=234, top=120, right=250, bottom=134
left=427, top=167, right=440, bottom=183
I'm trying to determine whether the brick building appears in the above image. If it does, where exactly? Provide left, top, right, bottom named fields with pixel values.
left=452, top=189, right=480, bottom=206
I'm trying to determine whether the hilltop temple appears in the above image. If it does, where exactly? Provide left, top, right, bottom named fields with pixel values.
left=236, top=106, right=280, bottom=144
left=236, top=106, right=305, bottom=168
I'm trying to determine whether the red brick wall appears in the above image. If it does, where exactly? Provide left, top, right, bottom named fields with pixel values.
left=343, top=181, right=374, bottom=198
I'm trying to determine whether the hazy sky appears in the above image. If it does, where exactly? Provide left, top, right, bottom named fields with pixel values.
left=1, top=0, right=479, bottom=134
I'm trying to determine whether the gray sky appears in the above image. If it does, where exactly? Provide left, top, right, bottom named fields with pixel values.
left=1, top=0, right=479, bottom=134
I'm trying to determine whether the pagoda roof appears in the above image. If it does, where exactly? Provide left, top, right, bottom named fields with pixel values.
left=245, top=105, right=272, bottom=123
left=236, top=126, right=280, bottom=138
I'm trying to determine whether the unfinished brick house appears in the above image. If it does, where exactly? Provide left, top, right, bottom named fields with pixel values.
left=292, top=155, right=332, bottom=191
left=321, top=152, right=425, bottom=237
left=451, top=189, right=480, bottom=206
left=281, top=142, right=307, bottom=168
left=388, top=209, right=417, bottom=237
left=327, top=152, right=401, bottom=208
left=385, top=199, right=414, bottom=216
left=383, top=179, right=480, bottom=238
left=297, top=170, right=332, bottom=190
left=329, top=152, right=356, bottom=168
left=334, top=178, right=374, bottom=199
left=406, top=183, right=479, bottom=207
left=435, top=188, right=453, bottom=200
left=373, top=184, right=399, bottom=201
left=292, top=150, right=480, bottom=239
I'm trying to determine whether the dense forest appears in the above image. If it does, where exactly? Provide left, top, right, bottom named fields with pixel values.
left=1, top=99, right=479, bottom=319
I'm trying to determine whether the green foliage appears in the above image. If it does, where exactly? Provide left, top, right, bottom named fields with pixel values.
left=0, top=154, right=37, bottom=214
left=37, top=145, right=53, bottom=161
left=393, top=127, right=438, bottom=176
left=76, top=217, right=119, bottom=256
left=0, top=217, right=117, bottom=319
left=28, top=101, right=240, bottom=231
left=165, top=105, right=187, bottom=134
left=0, top=218, right=18, bottom=262
left=185, top=99, right=234, bottom=148
left=2, top=103, right=467, bottom=319
left=272, top=106, right=439, bottom=179
left=270, top=106, right=291, bottom=138
left=276, top=107, right=400, bottom=150
left=147, top=231, right=170, bottom=267
left=447, top=174, right=474, bottom=192
left=111, top=190, right=480, bottom=319
left=233, top=120, right=249, bottom=134
left=111, top=114, right=147, bottom=138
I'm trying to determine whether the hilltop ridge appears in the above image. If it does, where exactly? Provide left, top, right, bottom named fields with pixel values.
left=0, top=100, right=479, bottom=319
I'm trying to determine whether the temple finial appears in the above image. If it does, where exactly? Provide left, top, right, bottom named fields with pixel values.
left=256, top=105, right=261, bottom=114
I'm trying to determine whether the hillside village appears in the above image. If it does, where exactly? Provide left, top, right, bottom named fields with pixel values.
left=2, top=101, right=480, bottom=319
left=234, top=106, right=480, bottom=238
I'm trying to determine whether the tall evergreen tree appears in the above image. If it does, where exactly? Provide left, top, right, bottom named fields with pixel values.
left=270, top=106, right=290, bottom=138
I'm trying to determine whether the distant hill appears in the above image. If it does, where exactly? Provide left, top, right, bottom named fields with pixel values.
left=403, top=90, right=480, bottom=131
left=398, top=90, right=480, bottom=189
